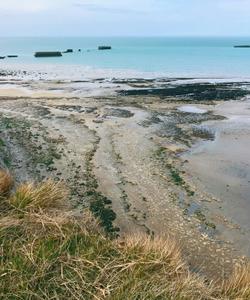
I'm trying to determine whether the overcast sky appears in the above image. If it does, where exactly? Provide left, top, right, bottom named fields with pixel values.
left=1, top=0, right=250, bottom=36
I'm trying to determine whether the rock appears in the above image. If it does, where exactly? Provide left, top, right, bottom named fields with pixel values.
left=93, top=119, right=104, bottom=124
left=118, top=83, right=249, bottom=101
left=85, top=107, right=97, bottom=113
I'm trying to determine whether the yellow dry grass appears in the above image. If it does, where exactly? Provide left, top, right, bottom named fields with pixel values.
left=0, top=174, right=249, bottom=299
left=220, top=263, right=250, bottom=299
left=0, top=169, right=13, bottom=196
left=9, top=179, right=68, bottom=211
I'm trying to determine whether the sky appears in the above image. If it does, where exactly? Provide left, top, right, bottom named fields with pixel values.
left=1, top=0, right=250, bottom=36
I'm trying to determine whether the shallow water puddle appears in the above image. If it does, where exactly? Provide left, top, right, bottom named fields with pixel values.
left=178, top=105, right=207, bottom=114
left=182, top=99, right=250, bottom=255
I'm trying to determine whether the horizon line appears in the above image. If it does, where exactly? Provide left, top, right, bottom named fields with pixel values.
left=1, top=35, right=250, bottom=38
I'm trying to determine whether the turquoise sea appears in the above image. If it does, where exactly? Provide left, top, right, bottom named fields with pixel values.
left=1, top=37, right=250, bottom=77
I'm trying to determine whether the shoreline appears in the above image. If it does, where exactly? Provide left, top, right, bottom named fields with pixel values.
left=0, top=68, right=249, bottom=279
left=3, top=62, right=250, bottom=81
left=1, top=66, right=250, bottom=100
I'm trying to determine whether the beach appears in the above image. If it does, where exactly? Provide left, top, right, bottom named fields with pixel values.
left=183, top=99, right=250, bottom=256
left=0, top=65, right=249, bottom=280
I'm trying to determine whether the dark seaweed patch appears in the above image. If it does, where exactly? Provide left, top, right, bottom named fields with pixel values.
left=118, top=83, right=249, bottom=101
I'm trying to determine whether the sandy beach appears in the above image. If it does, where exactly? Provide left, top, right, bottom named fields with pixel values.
left=0, top=68, right=249, bottom=280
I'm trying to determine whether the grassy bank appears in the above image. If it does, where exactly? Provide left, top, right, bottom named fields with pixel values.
left=0, top=169, right=249, bottom=299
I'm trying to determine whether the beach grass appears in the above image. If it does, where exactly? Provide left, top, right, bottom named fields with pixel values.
left=9, top=179, right=68, bottom=211
left=0, top=169, right=249, bottom=299
left=0, top=169, right=13, bottom=196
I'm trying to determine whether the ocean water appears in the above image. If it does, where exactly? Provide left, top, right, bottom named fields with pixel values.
left=1, top=37, right=250, bottom=78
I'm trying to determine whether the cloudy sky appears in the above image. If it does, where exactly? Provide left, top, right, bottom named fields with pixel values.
left=1, top=0, right=250, bottom=36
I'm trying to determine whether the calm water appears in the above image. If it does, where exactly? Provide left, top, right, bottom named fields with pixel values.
left=1, top=37, right=250, bottom=77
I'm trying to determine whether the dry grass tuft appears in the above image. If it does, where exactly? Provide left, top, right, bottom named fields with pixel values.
left=9, top=179, right=68, bottom=211
left=221, top=263, right=250, bottom=299
left=0, top=179, right=249, bottom=299
left=0, top=169, right=13, bottom=196
left=109, top=234, right=214, bottom=300
left=121, top=234, right=184, bottom=273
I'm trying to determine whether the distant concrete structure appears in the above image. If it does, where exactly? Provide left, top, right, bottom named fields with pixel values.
left=98, top=46, right=112, bottom=50
left=34, top=52, right=62, bottom=57
left=63, top=49, right=73, bottom=53
left=234, top=45, right=250, bottom=48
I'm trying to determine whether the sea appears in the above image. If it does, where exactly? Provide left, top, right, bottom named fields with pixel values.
left=1, top=36, right=250, bottom=79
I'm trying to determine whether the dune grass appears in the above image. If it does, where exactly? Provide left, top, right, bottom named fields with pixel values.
left=221, top=264, right=250, bottom=299
left=0, top=169, right=13, bottom=196
left=0, top=169, right=249, bottom=299
left=9, top=179, right=68, bottom=211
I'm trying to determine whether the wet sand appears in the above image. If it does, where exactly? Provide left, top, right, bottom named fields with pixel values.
left=0, top=71, right=249, bottom=279
left=183, top=98, right=250, bottom=256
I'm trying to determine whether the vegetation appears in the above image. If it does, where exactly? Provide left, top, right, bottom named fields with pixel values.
left=154, top=147, right=195, bottom=197
left=169, top=167, right=185, bottom=186
left=0, top=116, right=61, bottom=171
left=0, top=169, right=13, bottom=196
left=85, top=143, right=119, bottom=236
left=9, top=180, right=68, bottom=211
left=0, top=136, right=11, bottom=168
left=89, top=191, right=118, bottom=234
left=0, top=169, right=249, bottom=299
